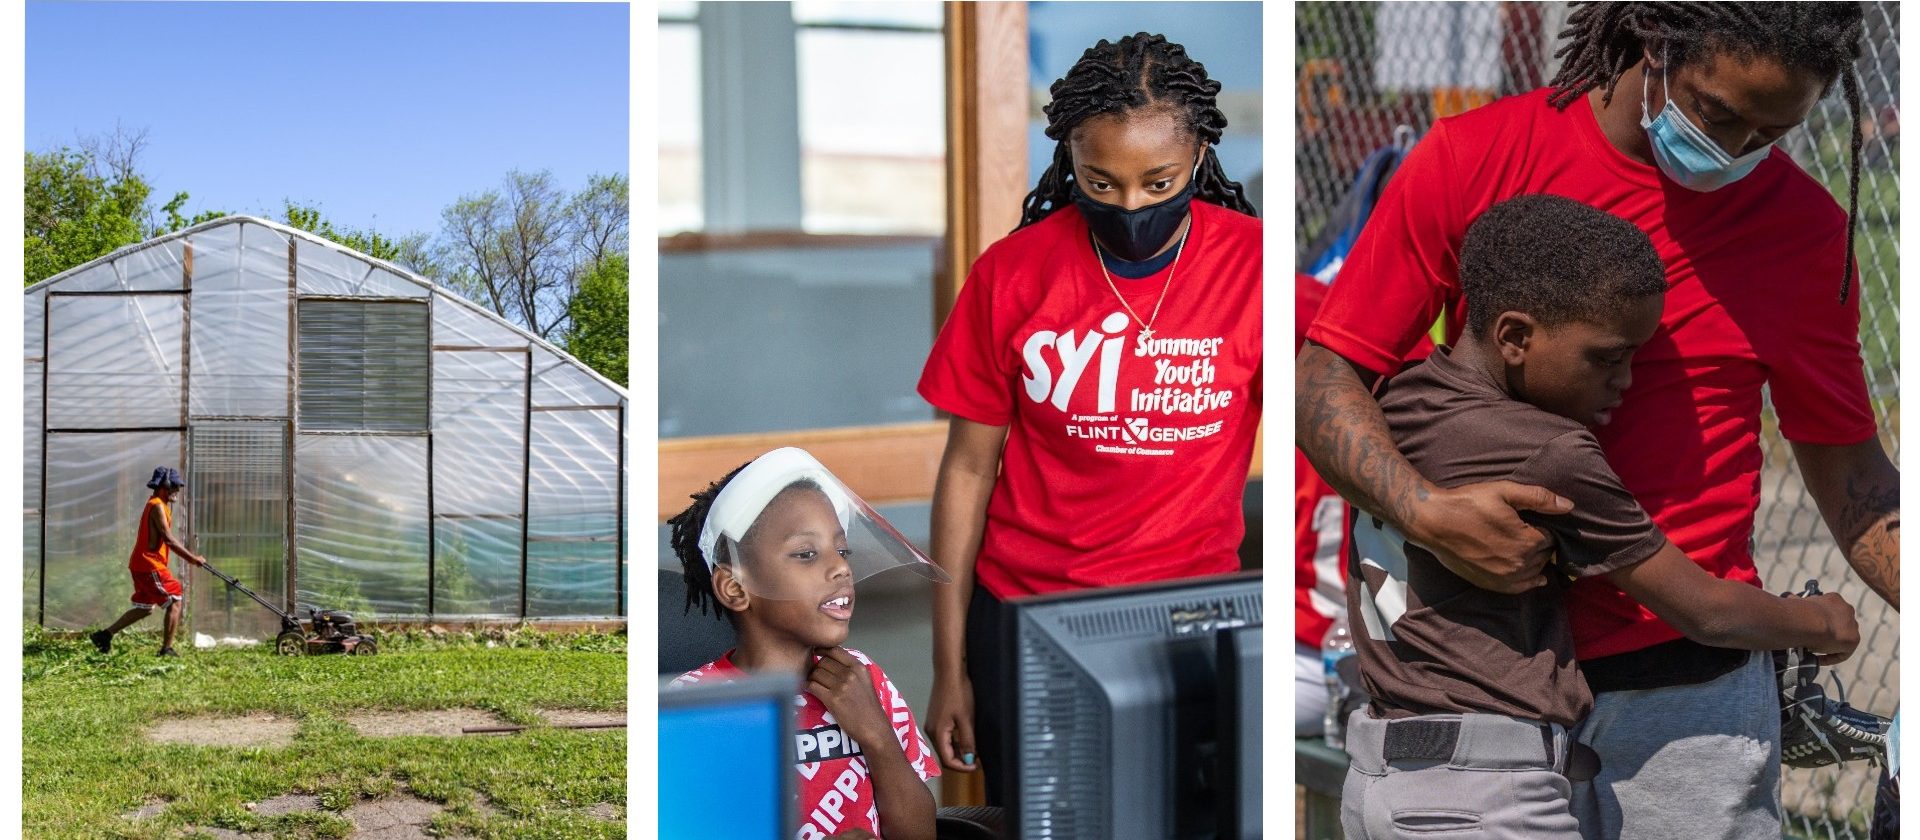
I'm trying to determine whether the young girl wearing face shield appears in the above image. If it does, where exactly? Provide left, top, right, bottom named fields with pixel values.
left=668, top=448, right=950, bottom=840
left=915, top=32, right=1262, bottom=806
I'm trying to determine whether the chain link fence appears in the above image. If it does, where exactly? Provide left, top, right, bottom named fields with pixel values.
left=1297, top=3, right=1899, bottom=837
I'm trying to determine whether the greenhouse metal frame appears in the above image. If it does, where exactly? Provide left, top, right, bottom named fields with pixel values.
left=24, top=216, right=627, bottom=635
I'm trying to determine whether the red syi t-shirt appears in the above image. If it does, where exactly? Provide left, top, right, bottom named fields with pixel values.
left=1306, top=88, right=1875, bottom=659
left=671, top=649, right=938, bottom=840
left=920, top=200, right=1263, bottom=598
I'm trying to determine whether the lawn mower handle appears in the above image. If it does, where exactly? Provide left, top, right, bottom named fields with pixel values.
left=196, top=559, right=298, bottom=624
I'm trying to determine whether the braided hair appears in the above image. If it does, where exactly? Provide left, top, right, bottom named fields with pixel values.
left=668, top=464, right=832, bottom=622
left=1017, top=32, right=1257, bottom=229
left=1546, top=2, right=1868, bottom=301
left=667, top=461, right=753, bottom=622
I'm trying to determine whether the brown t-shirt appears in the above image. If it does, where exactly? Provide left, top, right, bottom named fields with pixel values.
left=1347, top=347, right=1668, bottom=726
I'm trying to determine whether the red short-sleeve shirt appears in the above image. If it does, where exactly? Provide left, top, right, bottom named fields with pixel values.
left=1306, top=89, right=1875, bottom=659
left=919, top=201, right=1264, bottom=598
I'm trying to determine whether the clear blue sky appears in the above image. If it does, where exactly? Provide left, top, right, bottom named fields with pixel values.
left=26, top=1, right=629, bottom=237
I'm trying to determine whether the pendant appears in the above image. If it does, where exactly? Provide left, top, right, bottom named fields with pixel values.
left=1140, top=326, right=1155, bottom=341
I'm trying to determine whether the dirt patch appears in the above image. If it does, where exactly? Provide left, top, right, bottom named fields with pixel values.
left=121, top=798, right=168, bottom=820
left=345, top=794, right=444, bottom=840
left=247, top=793, right=321, bottom=817
left=537, top=707, right=627, bottom=729
left=148, top=713, right=298, bottom=748
left=190, top=828, right=263, bottom=840
left=585, top=802, right=621, bottom=821
left=346, top=708, right=510, bottom=738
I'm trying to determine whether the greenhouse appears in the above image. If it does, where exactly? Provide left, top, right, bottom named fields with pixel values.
left=24, top=216, right=627, bottom=636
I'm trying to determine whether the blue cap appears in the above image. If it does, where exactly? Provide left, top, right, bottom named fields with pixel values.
left=146, top=467, right=185, bottom=490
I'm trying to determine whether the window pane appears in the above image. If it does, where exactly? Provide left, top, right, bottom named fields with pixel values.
left=793, top=1, right=941, bottom=29
left=526, top=408, right=620, bottom=618
left=659, top=242, right=935, bottom=437
left=47, top=294, right=186, bottom=430
left=42, top=431, right=182, bottom=630
left=797, top=27, right=945, bottom=233
left=296, top=300, right=430, bottom=431
left=294, top=434, right=430, bottom=619
left=434, top=516, right=522, bottom=618
left=189, top=223, right=291, bottom=418
left=659, top=0, right=697, bottom=22
left=659, top=18, right=704, bottom=234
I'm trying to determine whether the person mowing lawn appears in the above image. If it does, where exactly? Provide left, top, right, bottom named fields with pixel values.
left=90, top=467, right=207, bottom=657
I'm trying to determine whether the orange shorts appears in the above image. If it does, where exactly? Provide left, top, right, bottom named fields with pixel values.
left=130, top=567, right=183, bottom=609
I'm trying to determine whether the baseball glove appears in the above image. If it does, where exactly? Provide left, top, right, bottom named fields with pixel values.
left=1776, top=580, right=1890, bottom=769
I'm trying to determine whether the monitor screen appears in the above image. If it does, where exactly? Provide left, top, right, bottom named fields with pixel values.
left=1009, top=570, right=1262, bottom=840
left=1218, top=623, right=1263, bottom=840
left=659, top=674, right=796, bottom=839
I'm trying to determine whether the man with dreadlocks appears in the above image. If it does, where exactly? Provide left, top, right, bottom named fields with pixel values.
left=1298, top=4, right=1898, bottom=839
left=916, top=33, right=1261, bottom=805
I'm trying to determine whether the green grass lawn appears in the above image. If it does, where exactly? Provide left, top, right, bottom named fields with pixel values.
left=23, top=627, right=626, bottom=839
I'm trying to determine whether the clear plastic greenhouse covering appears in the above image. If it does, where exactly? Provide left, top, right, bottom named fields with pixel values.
left=23, top=217, right=628, bottom=632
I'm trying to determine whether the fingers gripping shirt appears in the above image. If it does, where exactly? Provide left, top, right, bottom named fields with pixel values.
left=670, top=649, right=939, bottom=839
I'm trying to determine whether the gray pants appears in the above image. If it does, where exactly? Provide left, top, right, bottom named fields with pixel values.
left=1570, top=650, right=1782, bottom=840
left=1342, top=711, right=1583, bottom=840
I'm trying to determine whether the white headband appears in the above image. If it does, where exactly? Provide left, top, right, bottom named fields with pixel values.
left=697, top=447, right=855, bottom=572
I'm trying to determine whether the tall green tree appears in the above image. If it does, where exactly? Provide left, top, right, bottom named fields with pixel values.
left=436, top=171, right=629, bottom=342
left=25, top=127, right=220, bottom=284
left=24, top=149, right=153, bottom=285
left=564, top=254, right=628, bottom=386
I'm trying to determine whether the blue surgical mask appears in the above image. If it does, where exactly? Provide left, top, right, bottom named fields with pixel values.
left=1640, top=57, right=1772, bottom=192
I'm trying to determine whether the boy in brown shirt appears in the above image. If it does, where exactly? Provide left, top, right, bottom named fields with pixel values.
left=1338, top=195, right=1860, bottom=840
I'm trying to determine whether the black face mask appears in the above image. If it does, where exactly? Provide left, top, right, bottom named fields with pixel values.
left=1071, top=166, right=1200, bottom=262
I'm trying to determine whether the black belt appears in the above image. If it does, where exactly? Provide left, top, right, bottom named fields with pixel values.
left=1381, top=719, right=1602, bottom=782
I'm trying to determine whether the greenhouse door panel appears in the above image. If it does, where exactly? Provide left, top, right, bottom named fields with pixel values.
left=188, top=422, right=289, bottom=641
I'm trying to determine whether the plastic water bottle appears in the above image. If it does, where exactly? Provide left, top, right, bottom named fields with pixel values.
left=1322, top=611, right=1356, bottom=749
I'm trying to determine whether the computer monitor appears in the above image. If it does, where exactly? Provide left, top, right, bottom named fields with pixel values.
left=1217, top=622, right=1263, bottom=840
left=1008, top=570, right=1262, bottom=840
left=659, top=673, right=798, bottom=839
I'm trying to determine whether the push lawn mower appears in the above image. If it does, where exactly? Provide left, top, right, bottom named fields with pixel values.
left=198, top=561, right=378, bottom=656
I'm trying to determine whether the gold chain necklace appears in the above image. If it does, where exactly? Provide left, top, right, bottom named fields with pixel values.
left=1092, top=226, right=1190, bottom=342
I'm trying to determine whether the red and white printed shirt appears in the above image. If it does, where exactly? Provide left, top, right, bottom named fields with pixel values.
left=920, top=200, right=1263, bottom=598
left=671, top=649, right=938, bottom=839
left=1307, top=88, right=1875, bottom=659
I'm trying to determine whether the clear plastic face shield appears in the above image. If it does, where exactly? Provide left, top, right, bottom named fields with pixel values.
left=698, top=448, right=950, bottom=602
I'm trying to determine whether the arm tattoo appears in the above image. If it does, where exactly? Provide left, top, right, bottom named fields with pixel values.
left=1295, top=345, right=1430, bottom=528
left=1836, top=472, right=1899, bottom=610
